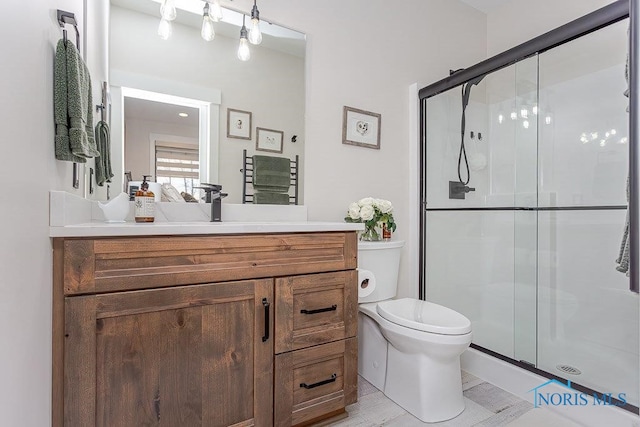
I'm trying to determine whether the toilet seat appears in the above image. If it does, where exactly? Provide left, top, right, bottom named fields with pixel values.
left=376, top=298, right=471, bottom=335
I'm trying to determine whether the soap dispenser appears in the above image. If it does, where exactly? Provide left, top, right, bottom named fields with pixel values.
left=134, top=175, right=155, bottom=223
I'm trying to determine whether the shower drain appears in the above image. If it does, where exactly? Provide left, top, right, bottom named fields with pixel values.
left=556, top=364, right=582, bottom=375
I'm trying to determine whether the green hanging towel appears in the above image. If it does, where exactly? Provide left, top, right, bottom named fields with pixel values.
left=95, top=121, right=114, bottom=186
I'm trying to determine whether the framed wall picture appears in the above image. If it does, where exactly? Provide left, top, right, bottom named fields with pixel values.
left=227, top=108, right=252, bottom=140
left=256, top=127, right=284, bottom=153
left=342, top=106, right=381, bottom=149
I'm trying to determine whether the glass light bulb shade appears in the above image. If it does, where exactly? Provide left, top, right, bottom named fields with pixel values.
left=238, top=37, right=251, bottom=61
left=248, top=19, right=262, bottom=45
left=201, top=15, right=215, bottom=41
left=160, top=0, right=177, bottom=21
left=158, top=19, right=172, bottom=40
left=210, top=0, right=223, bottom=22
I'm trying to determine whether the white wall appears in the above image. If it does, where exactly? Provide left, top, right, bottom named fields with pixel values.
left=0, top=1, right=103, bottom=425
left=487, top=0, right=617, bottom=56
left=0, top=1, right=486, bottom=424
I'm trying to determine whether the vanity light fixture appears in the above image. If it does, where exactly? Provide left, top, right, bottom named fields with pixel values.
left=237, top=15, right=251, bottom=61
left=201, top=3, right=215, bottom=41
left=160, top=0, right=177, bottom=21
left=248, top=0, right=262, bottom=45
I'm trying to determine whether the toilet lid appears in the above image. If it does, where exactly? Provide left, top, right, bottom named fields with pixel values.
left=376, top=298, right=471, bottom=335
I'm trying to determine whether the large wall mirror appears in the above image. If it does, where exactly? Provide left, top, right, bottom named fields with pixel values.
left=109, top=0, right=306, bottom=204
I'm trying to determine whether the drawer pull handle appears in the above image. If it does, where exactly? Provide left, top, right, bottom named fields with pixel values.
left=300, top=373, right=337, bottom=389
left=300, top=305, right=337, bottom=315
left=262, top=298, right=270, bottom=342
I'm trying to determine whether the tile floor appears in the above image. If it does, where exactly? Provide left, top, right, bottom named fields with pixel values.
left=330, top=372, right=582, bottom=426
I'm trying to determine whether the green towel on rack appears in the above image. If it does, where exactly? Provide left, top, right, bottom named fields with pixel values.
left=252, top=155, right=291, bottom=192
left=95, top=121, right=113, bottom=186
left=54, top=38, right=99, bottom=162
left=253, top=192, right=290, bottom=205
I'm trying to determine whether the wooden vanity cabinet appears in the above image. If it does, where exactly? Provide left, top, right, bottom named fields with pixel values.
left=53, top=232, right=358, bottom=427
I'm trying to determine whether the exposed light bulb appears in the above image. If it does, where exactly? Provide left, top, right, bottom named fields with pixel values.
left=248, top=2, right=262, bottom=45
left=160, top=0, right=176, bottom=21
left=510, top=111, right=518, bottom=120
left=158, top=18, right=172, bottom=40
left=498, top=114, right=504, bottom=124
left=237, top=18, right=250, bottom=61
left=523, top=120, right=530, bottom=129
left=201, top=4, right=215, bottom=41
left=210, top=0, right=223, bottom=22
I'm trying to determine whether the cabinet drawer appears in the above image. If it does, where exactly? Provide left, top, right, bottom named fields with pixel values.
left=275, top=271, right=357, bottom=354
left=274, top=338, right=357, bottom=427
left=55, top=233, right=357, bottom=295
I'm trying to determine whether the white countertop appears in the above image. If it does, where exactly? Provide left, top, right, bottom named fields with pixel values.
left=49, top=221, right=364, bottom=237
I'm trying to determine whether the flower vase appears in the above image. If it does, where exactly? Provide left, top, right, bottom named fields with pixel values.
left=360, top=226, right=382, bottom=241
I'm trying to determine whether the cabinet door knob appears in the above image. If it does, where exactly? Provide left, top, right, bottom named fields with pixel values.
left=300, top=373, right=337, bottom=389
left=300, top=304, right=337, bottom=315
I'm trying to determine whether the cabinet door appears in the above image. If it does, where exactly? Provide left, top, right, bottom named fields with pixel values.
left=275, top=271, right=357, bottom=354
left=63, top=279, right=273, bottom=427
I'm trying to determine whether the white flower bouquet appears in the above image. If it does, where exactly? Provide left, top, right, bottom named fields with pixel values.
left=344, top=197, right=397, bottom=241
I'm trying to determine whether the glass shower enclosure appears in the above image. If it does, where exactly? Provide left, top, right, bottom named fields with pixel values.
left=419, top=2, right=638, bottom=411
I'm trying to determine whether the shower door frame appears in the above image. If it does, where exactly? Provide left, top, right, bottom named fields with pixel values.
left=418, top=0, right=638, bottom=413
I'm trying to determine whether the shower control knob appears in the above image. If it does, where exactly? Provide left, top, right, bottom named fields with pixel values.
left=465, top=186, right=476, bottom=193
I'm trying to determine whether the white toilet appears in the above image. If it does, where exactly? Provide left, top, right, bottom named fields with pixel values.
left=357, top=240, right=472, bottom=423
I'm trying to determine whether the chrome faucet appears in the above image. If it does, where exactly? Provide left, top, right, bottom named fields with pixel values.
left=196, top=184, right=228, bottom=222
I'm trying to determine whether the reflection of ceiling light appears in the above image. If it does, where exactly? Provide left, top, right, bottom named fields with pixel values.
left=201, top=3, right=215, bottom=41
left=591, top=132, right=598, bottom=140
left=248, top=0, right=262, bottom=45
left=620, top=137, right=628, bottom=144
left=237, top=15, right=251, bottom=61
left=210, top=0, right=223, bottom=22
left=178, top=112, right=189, bottom=117
left=498, top=114, right=504, bottom=124
left=532, top=105, right=538, bottom=115
left=160, top=0, right=176, bottom=21
left=510, top=111, right=518, bottom=120
left=522, top=120, right=530, bottom=129
left=158, top=18, right=172, bottom=40
left=600, top=140, right=606, bottom=147
left=611, top=129, right=617, bottom=135
left=520, top=108, right=529, bottom=119
left=580, top=133, right=589, bottom=143
left=545, top=115, right=552, bottom=125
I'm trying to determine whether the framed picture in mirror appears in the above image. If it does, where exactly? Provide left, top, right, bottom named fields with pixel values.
left=227, top=108, right=252, bottom=140
left=256, top=127, right=284, bottom=153
left=342, top=106, right=381, bottom=149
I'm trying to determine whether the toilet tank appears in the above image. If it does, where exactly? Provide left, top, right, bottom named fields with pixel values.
left=358, top=240, right=405, bottom=303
